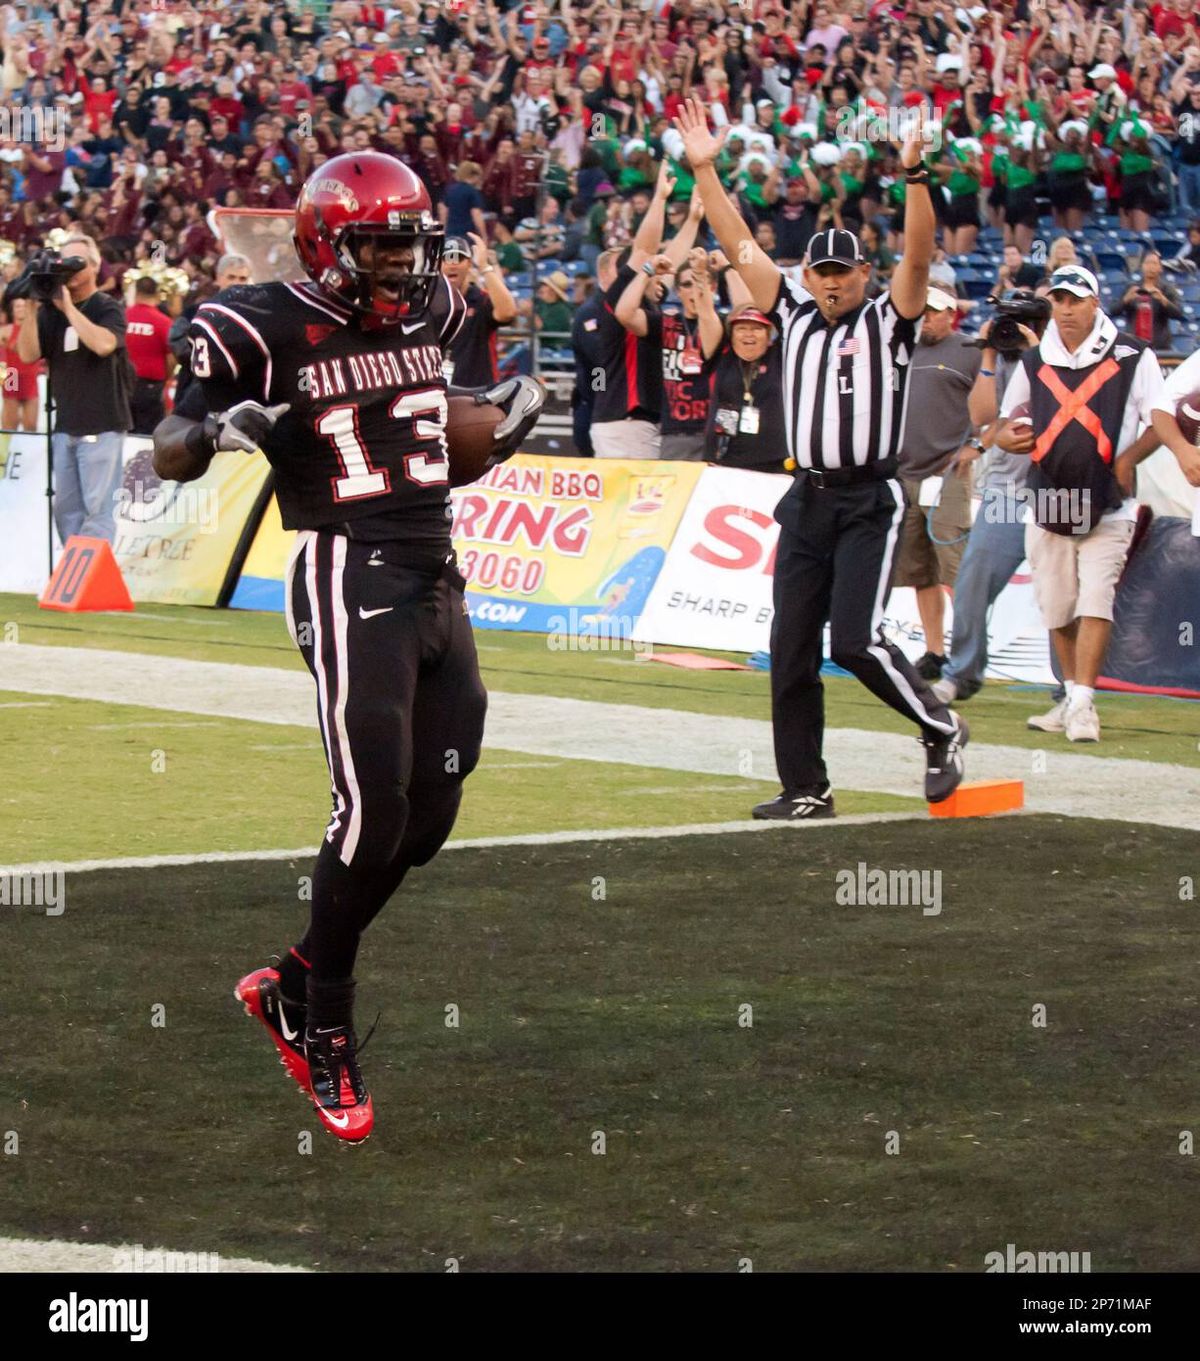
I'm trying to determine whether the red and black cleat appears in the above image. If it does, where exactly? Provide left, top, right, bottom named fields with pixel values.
left=234, top=966, right=311, bottom=1095
left=305, top=1024, right=374, bottom=1144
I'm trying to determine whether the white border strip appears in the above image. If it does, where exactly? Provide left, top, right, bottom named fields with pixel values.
left=0, top=812, right=931, bottom=877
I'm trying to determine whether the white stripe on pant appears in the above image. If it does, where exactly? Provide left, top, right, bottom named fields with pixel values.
left=289, top=530, right=363, bottom=866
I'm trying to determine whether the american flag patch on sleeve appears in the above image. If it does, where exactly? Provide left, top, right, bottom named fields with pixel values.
left=837, top=338, right=860, bottom=356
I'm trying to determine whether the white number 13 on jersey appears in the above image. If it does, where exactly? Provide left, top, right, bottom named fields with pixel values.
left=317, top=390, right=449, bottom=501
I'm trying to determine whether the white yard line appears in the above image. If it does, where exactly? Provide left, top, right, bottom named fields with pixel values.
left=0, top=814, right=925, bottom=877
left=1, top=642, right=1197, bottom=830
left=0, top=1237, right=308, bottom=1273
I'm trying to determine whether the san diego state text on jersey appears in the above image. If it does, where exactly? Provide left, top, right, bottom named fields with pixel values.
left=177, top=275, right=467, bottom=537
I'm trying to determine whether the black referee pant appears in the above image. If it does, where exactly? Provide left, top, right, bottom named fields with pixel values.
left=770, top=473, right=956, bottom=792
left=284, top=530, right=488, bottom=983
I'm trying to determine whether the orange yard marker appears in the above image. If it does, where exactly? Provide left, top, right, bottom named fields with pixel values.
left=38, top=536, right=134, bottom=613
left=929, top=779, right=1024, bottom=819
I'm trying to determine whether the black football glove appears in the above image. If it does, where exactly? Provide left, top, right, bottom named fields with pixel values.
left=201, top=400, right=291, bottom=454
left=478, top=376, right=546, bottom=464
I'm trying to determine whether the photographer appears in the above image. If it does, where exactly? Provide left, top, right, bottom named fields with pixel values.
left=932, top=292, right=1051, bottom=706
left=13, top=234, right=131, bottom=546
left=991, top=266, right=1166, bottom=743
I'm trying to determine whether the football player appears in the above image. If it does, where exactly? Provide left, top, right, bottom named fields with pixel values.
left=153, top=152, right=544, bottom=1142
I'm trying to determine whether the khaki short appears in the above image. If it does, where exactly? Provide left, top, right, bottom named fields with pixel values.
left=1024, top=515, right=1135, bottom=629
left=893, top=469, right=972, bottom=590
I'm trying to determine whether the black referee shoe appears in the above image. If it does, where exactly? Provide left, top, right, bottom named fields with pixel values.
left=752, top=785, right=835, bottom=820
left=915, top=651, right=947, bottom=681
left=921, top=714, right=969, bottom=804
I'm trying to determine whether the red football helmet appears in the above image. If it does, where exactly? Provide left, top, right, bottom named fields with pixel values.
left=293, top=152, right=444, bottom=319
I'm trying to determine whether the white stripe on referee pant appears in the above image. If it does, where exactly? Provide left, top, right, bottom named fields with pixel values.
left=867, top=479, right=956, bottom=736
left=327, top=535, right=363, bottom=864
left=305, top=534, right=346, bottom=849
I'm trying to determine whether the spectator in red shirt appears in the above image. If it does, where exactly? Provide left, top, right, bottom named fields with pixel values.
left=278, top=67, right=313, bottom=120
left=1154, top=0, right=1200, bottom=41
left=125, top=275, right=175, bottom=435
left=83, top=77, right=118, bottom=135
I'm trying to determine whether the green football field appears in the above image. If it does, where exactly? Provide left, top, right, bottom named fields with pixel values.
left=3, top=823, right=1198, bottom=1272
left=1, top=592, right=1197, bottom=1271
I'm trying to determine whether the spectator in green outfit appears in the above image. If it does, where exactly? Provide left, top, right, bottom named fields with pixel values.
left=525, top=270, right=574, bottom=339
left=1115, top=122, right=1159, bottom=235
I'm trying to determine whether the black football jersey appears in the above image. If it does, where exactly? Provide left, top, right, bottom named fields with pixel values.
left=175, top=276, right=468, bottom=549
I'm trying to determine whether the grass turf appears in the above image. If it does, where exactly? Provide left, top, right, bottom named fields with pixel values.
left=1, top=818, right=1197, bottom=1272
left=0, top=688, right=918, bottom=863
left=2, top=592, right=1196, bottom=770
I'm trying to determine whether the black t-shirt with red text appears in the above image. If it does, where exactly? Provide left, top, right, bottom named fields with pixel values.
left=592, top=263, right=662, bottom=425
left=651, top=303, right=709, bottom=435
left=444, top=281, right=500, bottom=388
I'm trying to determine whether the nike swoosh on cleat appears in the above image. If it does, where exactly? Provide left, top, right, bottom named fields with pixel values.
left=320, top=1109, right=351, bottom=1128
left=358, top=606, right=394, bottom=619
left=279, top=1011, right=300, bottom=1042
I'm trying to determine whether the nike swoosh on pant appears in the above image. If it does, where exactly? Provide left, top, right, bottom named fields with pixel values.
left=358, top=606, right=394, bottom=619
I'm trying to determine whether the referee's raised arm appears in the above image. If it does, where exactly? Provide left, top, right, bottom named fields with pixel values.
left=673, top=96, right=780, bottom=314
left=889, top=103, right=937, bottom=321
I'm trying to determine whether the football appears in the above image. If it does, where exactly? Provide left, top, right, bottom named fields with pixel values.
left=446, top=395, right=505, bottom=487
left=1008, top=401, right=1033, bottom=427
left=1174, top=389, right=1200, bottom=445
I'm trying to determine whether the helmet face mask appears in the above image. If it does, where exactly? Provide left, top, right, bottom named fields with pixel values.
left=335, top=219, right=445, bottom=318
left=294, top=153, right=445, bottom=321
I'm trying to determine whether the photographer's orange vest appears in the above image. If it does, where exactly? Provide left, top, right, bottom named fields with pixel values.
left=1020, top=333, right=1146, bottom=536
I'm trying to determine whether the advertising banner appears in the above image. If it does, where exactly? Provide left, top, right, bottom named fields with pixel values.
left=0, top=432, right=56, bottom=595
left=453, top=455, right=703, bottom=634
left=631, top=465, right=787, bottom=652
left=112, top=442, right=272, bottom=606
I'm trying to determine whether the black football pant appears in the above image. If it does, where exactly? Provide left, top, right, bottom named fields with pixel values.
left=284, top=530, right=487, bottom=992
left=770, top=474, right=956, bottom=793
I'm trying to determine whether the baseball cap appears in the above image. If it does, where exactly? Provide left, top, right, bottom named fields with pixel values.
left=1089, top=63, right=1117, bottom=80
left=1048, top=265, right=1099, bottom=298
left=806, top=228, right=865, bottom=267
left=729, top=307, right=772, bottom=329
left=925, top=287, right=957, bottom=311
left=444, top=236, right=471, bottom=259
left=593, top=180, right=616, bottom=198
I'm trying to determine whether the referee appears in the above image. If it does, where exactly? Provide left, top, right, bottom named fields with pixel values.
left=676, top=97, right=967, bottom=816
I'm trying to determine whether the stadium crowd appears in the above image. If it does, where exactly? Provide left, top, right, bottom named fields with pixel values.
left=5, top=1, right=1200, bottom=321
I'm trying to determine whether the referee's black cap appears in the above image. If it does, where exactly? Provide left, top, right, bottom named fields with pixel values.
left=805, top=228, right=865, bottom=267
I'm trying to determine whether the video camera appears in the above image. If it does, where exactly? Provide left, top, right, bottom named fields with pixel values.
left=6, top=249, right=88, bottom=304
left=970, top=289, right=1051, bottom=360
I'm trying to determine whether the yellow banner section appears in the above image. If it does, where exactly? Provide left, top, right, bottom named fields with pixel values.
left=112, top=444, right=271, bottom=606
left=453, top=455, right=704, bottom=633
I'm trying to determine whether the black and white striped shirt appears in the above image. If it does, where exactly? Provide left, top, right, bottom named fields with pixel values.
left=771, top=276, right=921, bottom=470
